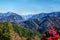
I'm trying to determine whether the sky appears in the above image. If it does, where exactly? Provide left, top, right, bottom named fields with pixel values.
left=0, top=0, right=60, bottom=15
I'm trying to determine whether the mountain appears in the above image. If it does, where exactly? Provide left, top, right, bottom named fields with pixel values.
left=0, top=12, right=60, bottom=39
left=0, top=11, right=60, bottom=34
left=0, top=12, right=23, bottom=22
left=29, top=12, right=60, bottom=20
left=21, top=12, right=60, bottom=34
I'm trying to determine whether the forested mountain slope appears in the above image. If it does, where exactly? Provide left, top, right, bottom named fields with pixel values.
left=0, top=21, right=40, bottom=40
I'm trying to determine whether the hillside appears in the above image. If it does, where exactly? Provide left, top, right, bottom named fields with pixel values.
left=21, top=12, right=60, bottom=34
left=0, top=21, right=40, bottom=40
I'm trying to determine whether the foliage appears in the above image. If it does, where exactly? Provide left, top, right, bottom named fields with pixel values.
left=0, top=21, right=40, bottom=40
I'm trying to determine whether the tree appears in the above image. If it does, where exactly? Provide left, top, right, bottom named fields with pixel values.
left=7, top=20, right=14, bottom=40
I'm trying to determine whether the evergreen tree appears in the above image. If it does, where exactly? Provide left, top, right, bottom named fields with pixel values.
left=7, top=20, right=14, bottom=40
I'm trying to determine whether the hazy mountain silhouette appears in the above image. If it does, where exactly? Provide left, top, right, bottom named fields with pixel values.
left=0, top=12, right=23, bottom=22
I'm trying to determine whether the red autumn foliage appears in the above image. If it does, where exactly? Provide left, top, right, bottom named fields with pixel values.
left=41, top=25, right=60, bottom=40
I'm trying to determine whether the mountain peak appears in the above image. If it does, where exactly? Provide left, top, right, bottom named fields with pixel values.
left=0, top=12, right=23, bottom=22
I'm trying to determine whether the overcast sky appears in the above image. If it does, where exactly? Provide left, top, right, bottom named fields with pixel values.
left=0, top=0, right=60, bottom=15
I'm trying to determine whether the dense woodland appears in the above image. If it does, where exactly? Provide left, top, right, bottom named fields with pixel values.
left=0, top=21, right=40, bottom=40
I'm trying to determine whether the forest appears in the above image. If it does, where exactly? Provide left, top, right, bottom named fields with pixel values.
left=0, top=21, right=40, bottom=40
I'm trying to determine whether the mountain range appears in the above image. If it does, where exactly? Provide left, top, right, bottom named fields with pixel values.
left=0, top=12, right=60, bottom=34
left=21, top=12, right=60, bottom=33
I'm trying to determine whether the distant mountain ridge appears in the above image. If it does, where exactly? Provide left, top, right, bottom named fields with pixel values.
left=0, top=12, right=60, bottom=22
left=29, top=12, right=60, bottom=20
left=0, top=12, right=23, bottom=22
